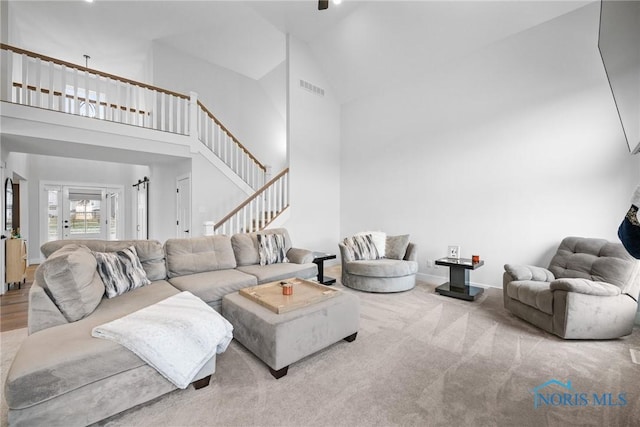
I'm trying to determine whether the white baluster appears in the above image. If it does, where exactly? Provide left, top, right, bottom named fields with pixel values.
left=2, top=50, right=13, bottom=102
left=33, top=57, right=42, bottom=107
left=169, top=94, right=174, bottom=133
left=83, top=69, right=90, bottom=116
left=160, top=93, right=166, bottom=131
left=72, top=67, right=80, bottom=115
left=20, top=53, right=28, bottom=105
left=47, top=62, right=54, bottom=110
left=59, top=65, right=66, bottom=112
left=176, top=96, right=182, bottom=134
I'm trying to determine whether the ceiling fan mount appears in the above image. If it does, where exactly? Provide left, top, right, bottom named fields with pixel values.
left=318, top=0, right=329, bottom=10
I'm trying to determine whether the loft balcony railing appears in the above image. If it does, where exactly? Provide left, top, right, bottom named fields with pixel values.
left=214, top=168, right=289, bottom=235
left=0, top=43, right=267, bottom=189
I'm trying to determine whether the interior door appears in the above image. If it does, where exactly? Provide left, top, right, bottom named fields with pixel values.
left=176, top=175, right=191, bottom=238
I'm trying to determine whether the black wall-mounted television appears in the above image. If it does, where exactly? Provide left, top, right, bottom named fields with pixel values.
left=598, top=0, right=640, bottom=154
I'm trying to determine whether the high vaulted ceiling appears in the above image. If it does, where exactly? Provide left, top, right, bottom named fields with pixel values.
left=7, top=0, right=592, bottom=103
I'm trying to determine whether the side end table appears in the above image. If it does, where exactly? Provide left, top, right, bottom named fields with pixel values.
left=312, top=252, right=336, bottom=285
left=435, top=257, right=485, bottom=301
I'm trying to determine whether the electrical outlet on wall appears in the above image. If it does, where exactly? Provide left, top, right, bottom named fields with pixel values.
left=426, top=259, right=434, bottom=268
left=447, top=245, right=461, bottom=259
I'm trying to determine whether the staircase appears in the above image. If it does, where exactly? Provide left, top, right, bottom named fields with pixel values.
left=0, top=43, right=287, bottom=234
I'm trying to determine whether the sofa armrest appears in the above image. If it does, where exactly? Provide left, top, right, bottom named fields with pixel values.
left=287, top=247, right=314, bottom=264
left=550, top=278, right=621, bottom=297
left=404, top=243, right=418, bottom=262
left=28, top=282, right=69, bottom=334
left=504, top=264, right=555, bottom=282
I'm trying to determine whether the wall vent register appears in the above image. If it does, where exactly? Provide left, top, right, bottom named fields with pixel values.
left=299, top=79, right=325, bottom=97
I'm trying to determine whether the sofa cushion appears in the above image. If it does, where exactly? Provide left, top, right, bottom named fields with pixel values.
left=168, top=269, right=257, bottom=306
left=505, top=280, right=554, bottom=315
left=5, top=280, right=179, bottom=410
left=236, top=262, right=318, bottom=284
left=232, top=228, right=293, bottom=266
left=40, top=240, right=167, bottom=281
left=94, top=246, right=151, bottom=298
left=165, top=235, right=237, bottom=279
left=257, top=233, right=289, bottom=265
left=345, top=259, right=418, bottom=278
left=34, top=244, right=105, bottom=322
left=385, top=235, right=410, bottom=260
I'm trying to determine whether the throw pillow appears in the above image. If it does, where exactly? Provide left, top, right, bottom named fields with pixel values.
left=343, top=234, right=380, bottom=260
left=94, top=246, right=151, bottom=298
left=257, top=233, right=289, bottom=266
left=385, top=235, right=410, bottom=260
left=35, top=244, right=106, bottom=322
left=355, top=231, right=386, bottom=258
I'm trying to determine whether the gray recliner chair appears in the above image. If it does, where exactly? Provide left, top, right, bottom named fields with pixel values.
left=503, top=236, right=640, bottom=339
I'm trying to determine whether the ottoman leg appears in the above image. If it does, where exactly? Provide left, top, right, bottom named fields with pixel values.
left=344, top=332, right=358, bottom=342
left=269, top=366, right=289, bottom=379
left=192, top=375, right=211, bottom=389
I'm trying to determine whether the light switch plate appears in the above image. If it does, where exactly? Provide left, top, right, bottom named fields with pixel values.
left=448, top=245, right=460, bottom=259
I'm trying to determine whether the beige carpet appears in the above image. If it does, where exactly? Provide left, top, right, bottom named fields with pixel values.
left=2, top=278, right=640, bottom=427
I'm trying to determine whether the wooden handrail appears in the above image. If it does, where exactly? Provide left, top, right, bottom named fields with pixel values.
left=197, top=100, right=266, bottom=172
left=12, top=82, right=148, bottom=114
left=214, top=168, right=288, bottom=230
left=1, top=43, right=189, bottom=99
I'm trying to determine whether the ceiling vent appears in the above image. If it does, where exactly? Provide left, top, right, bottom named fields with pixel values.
left=299, top=79, right=325, bottom=97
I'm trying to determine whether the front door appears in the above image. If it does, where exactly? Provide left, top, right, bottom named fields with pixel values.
left=42, top=183, right=124, bottom=243
left=63, top=187, right=105, bottom=240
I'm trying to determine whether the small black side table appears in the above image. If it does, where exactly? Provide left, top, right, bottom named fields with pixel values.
left=312, top=252, right=336, bottom=285
left=435, top=257, right=485, bottom=301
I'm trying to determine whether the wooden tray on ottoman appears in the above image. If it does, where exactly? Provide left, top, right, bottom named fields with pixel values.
left=239, top=278, right=339, bottom=314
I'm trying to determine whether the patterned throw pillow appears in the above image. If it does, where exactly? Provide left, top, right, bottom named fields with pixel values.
left=94, top=246, right=151, bottom=298
left=343, top=234, right=380, bottom=260
left=355, top=231, right=386, bottom=258
left=257, top=233, right=289, bottom=266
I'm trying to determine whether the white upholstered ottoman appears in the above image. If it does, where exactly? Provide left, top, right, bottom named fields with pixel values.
left=221, top=289, right=359, bottom=378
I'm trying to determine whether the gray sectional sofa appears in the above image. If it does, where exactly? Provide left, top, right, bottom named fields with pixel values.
left=4, top=228, right=317, bottom=426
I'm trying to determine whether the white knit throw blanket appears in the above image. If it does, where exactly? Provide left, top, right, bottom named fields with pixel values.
left=92, top=291, right=233, bottom=389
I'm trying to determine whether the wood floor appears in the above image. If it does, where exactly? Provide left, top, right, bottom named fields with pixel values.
left=0, top=265, right=36, bottom=332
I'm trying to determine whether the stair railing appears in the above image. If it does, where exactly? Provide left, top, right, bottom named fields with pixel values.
left=0, top=43, right=189, bottom=133
left=214, top=168, right=289, bottom=235
left=0, top=43, right=267, bottom=188
left=196, top=101, right=266, bottom=189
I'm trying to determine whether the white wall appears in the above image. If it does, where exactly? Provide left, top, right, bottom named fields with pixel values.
left=151, top=42, right=287, bottom=173
left=340, top=3, right=640, bottom=287
left=191, top=153, right=247, bottom=236
left=287, top=35, right=341, bottom=256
